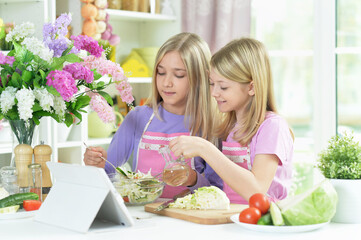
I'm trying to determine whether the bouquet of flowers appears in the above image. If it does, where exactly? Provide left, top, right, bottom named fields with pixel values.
left=0, top=13, right=133, bottom=130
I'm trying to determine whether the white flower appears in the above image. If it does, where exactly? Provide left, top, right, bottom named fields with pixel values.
left=0, top=87, right=17, bottom=113
left=5, top=22, right=35, bottom=42
left=34, top=87, right=54, bottom=112
left=22, top=37, right=54, bottom=64
left=77, top=49, right=88, bottom=59
left=15, top=88, right=35, bottom=121
left=53, top=96, right=66, bottom=120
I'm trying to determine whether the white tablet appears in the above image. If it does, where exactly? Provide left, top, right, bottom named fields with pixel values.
left=34, top=162, right=134, bottom=233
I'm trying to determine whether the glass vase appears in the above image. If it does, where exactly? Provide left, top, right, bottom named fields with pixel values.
left=9, top=119, right=36, bottom=193
left=8, top=119, right=36, bottom=145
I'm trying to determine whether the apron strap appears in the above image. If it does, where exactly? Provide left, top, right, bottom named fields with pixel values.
left=135, top=113, right=155, bottom=170
left=135, top=111, right=196, bottom=171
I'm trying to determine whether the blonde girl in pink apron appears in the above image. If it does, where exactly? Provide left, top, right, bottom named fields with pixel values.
left=169, top=38, right=294, bottom=203
left=83, top=33, right=218, bottom=198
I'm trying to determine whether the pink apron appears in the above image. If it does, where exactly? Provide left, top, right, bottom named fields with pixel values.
left=222, top=141, right=251, bottom=204
left=135, top=113, right=193, bottom=198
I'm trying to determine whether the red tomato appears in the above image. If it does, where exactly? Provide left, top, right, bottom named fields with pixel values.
left=238, top=207, right=262, bottom=224
left=249, top=193, right=270, bottom=214
left=23, top=200, right=42, bottom=211
left=123, top=196, right=129, bottom=202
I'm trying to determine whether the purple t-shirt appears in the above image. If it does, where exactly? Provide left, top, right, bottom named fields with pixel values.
left=107, top=105, right=216, bottom=191
left=225, top=112, right=293, bottom=201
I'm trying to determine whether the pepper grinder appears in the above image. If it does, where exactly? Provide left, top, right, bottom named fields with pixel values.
left=34, top=142, right=52, bottom=200
left=14, top=144, right=33, bottom=193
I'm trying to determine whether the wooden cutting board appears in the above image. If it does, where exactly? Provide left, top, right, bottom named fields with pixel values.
left=144, top=202, right=247, bottom=225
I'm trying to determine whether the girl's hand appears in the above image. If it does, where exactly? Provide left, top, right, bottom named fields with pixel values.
left=83, top=146, right=107, bottom=168
left=169, top=135, right=209, bottom=159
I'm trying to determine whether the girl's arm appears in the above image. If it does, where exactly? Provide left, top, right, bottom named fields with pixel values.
left=169, top=136, right=279, bottom=201
left=106, top=108, right=142, bottom=173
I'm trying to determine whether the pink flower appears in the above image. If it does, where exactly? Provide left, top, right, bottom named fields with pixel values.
left=63, top=62, right=94, bottom=83
left=82, top=55, right=133, bottom=104
left=0, top=52, right=15, bottom=66
left=89, top=93, right=115, bottom=123
left=71, top=35, right=104, bottom=57
left=115, top=81, right=134, bottom=104
left=46, top=70, right=77, bottom=102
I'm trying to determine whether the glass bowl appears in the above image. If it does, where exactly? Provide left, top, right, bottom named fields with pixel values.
left=108, top=173, right=165, bottom=206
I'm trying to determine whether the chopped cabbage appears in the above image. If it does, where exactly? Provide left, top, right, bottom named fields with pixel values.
left=113, top=167, right=164, bottom=205
left=277, top=179, right=338, bottom=225
left=169, top=186, right=230, bottom=210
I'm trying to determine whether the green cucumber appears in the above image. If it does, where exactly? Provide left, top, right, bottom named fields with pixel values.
left=270, top=202, right=285, bottom=226
left=0, top=192, right=39, bottom=208
left=257, top=213, right=273, bottom=225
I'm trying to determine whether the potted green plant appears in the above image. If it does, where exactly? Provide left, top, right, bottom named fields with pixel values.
left=317, top=132, right=361, bottom=223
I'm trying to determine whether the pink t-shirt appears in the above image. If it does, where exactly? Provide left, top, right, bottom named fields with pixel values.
left=224, top=112, right=293, bottom=203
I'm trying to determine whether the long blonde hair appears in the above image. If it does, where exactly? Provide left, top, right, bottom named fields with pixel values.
left=146, top=32, right=216, bottom=141
left=211, top=38, right=277, bottom=145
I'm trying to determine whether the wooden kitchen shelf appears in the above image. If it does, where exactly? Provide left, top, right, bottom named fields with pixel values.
left=106, top=9, right=176, bottom=22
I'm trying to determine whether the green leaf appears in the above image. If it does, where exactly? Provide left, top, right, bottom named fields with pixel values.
left=4, top=108, right=19, bottom=120
left=75, top=95, right=90, bottom=110
left=13, top=43, right=27, bottom=62
left=22, top=70, right=32, bottom=83
left=96, top=81, right=105, bottom=89
left=33, top=75, right=41, bottom=88
left=1, top=73, right=7, bottom=89
left=39, top=69, right=46, bottom=81
left=64, top=113, right=74, bottom=127
left=32, top=102, right=42, bottom=112
left=92, top=70, right=102, bottom=80
left=61, top=45, right=74, bottom=56
left=72, top=110, right=82, bottom=122
left=45, top=86, right=60, bottom=97
left=23, top=50, right=34, bottom=64
left=98, top=91, right=113, bottom=105
left=32, top=116, right=40, bottom=125
left=63, top=53, right=82, bottom=63
left=11, top=72, right=21, bottom=88
left=50, top=58, right=66, bottom=70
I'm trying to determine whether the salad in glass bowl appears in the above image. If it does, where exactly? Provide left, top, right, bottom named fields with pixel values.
left=108, top=167, right=164, bottom=205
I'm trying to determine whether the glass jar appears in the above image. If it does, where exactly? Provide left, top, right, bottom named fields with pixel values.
left=0, top=166, right=19, bottom=195
left=159, top=147, right=189, bottom=187
left=28, top=163, right=42, bottom=201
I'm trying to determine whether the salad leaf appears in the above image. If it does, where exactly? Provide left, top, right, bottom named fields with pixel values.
left=113, top=168, right=164, bottom=205
left=277, top=179, right=338, bottom=225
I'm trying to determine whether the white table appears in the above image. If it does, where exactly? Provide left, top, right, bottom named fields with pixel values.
left=1, top=206, right=360, bottom=240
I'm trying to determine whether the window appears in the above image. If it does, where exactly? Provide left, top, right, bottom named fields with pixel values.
left=251, top=0, right=348, bottom=193
left=336, top=0, right=361, bottom=141
left=251, top=0, right=315, bottom=166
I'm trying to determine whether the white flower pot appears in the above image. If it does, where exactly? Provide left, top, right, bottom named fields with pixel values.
left=330, top=179, right=361, bottom=223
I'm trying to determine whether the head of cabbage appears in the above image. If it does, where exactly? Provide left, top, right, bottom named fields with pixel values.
left=277, top=179, right=338, bottom=225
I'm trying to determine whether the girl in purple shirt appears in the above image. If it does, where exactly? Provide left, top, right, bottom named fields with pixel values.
left=83, top=33, right=219, bottom=198
left=170, top=38, right=294, bottom=203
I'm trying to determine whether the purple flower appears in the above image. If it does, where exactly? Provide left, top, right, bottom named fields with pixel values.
left=63, top=62, right=94, bottom=83
left=54, top=13, right=72, bottom=36
left=46, top=70, right=77, bottom=102
left=43, top=13, right=72, bottom=57
left=71, top=35, right=104, bottom=57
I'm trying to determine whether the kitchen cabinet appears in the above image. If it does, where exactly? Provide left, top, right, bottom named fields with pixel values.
left=0, top=0, right=181, bottom=166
